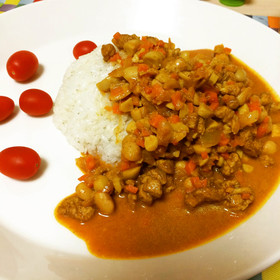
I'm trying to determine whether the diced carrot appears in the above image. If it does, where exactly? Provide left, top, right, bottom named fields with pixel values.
left=248, top=99, right=261, bottom=114
left=125, top=185, right=139, bottom=194
left=185, top=159, right=196, bottom=175
left=227, top=80, right=236, bottom=85
left=109, top=52, right=121, bottom=62
left=78, top=174, right=88, bottom=181
left=187, top=102, right=194, bottom=114
left=224, top=47, right=232, bottom=54
left=168, top=115, right=180, bottom=124
left=141, top=127, right=151, bottom=137
left=112, top=103, right=121, bottom=114
left=190, top=176, right=207, bottom=189
left=201, top=151, right=209, bottom=160
left=205, top=91, right=218, bottom=103
left=209, top=102, right=219, bottom=111
left=139, top=37, right=154, bottom=51
left=171, top=91, right=184, bottom=109
left=144, top=86, right=153, bottom=95
left=223, top=47, right=231, bottom=54
left=120, top=160, right=130, bottom=171
left=149, top=113, right=166, bottom=128
left=219, top=133, right=230, bottom=146
left=138, top=63, right=149, bottom=72
left=204, top=90, right=219, bottom=110
left=151, top=83, right=164, bottom=97
left=110, top=86, right=124, bottom=98
left=86, top=155, right=96, bottom=171
left=133, top=128, right=141, bottom=137
left=113, top=32, right=121, bottom=40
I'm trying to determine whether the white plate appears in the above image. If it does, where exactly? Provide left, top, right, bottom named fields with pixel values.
left=0, top=0, right=280, bottom=279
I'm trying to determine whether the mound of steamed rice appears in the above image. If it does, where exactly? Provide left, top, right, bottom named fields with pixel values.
left=53, top=46, right=129, bottom=163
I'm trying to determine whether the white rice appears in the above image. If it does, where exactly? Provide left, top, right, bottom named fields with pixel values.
left=53, top=46, right=129, bottom=163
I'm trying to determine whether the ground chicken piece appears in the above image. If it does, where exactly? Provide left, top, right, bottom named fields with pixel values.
left=223, top=95, right=239, bottom=110
left=112, top=34, right=139, bottom=49
left=57, top=196, right=95, bottom=222
left=214, top=106, right=235, bottom=123
left=219, top=81, right=241, bottom=96
left=197, top=117, right=205, bottom=134
left=217, top=145, right=236, bottom=153
left=239, top=127, right=255, bottom=142
left=221, top=153, right=241, bottom=176
left=137, top=168, right=166, bottom=202
left=144, top=168, right=167, bottom=184
left=185, top=187, right=225, bottom=208
left=243, top=139, right=263, bottom=158
left=101, top=44, right=116, bottom=62
left=142, top=177, right=163, bottom=198
left=185, top=112, right=198, bottom=129
left=156, top=159, right=174, bottom=174
left=260, top=92, right=272, bottom=106
left=138, top=184, right=153, bottom=205
left=224, top=187, right=254, bottom=211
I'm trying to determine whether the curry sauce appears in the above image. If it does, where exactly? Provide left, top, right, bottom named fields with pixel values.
left=55, top=150, right=280, bottom=259
left=55, top=33, right=280, bottom=259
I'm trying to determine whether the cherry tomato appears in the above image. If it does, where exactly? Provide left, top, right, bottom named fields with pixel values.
left=6, top=50, right=39, bottom=82
left=19, top=89, right=53, bottom=116
left=0, top=96, right=15, bottom=122
left=0, top=146, right=41, bottom=180
left=73, top=40, right=97, bottom=59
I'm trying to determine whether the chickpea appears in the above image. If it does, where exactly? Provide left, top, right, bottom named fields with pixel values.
left=126, top=120, right=137, bottom=134
left=93, top=175, right=110, bottom=192
left=76, top=182, right=94, bottom=201
left=94, top=192, right=114, bottom=215
left=235, top=68, right=247, bottom=82
left=263, top=140, right=277, bottom=155
left=112, top=176, right=123, bottom=193
left=180, top=50, right=190, bottom=62
left=122, top=140, right=142, bottom=161
left=144, top=135, right=158, bottom=152
left=122, top=166, right=141, bottom=180
left=242, top=164, right=254, bottom=173
left=131, top=108, right=142, bottom=121
left=122, top=134, right=137, bottom=144
left=175, top=161, right=187, bottom=170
